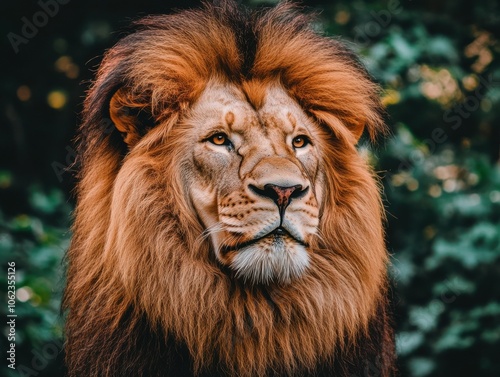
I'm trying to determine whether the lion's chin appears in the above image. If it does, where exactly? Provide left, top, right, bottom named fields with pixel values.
left=230, top=235, right=310, bottom=285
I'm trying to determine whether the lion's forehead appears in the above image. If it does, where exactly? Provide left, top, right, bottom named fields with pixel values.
left=194, top=82, right=310, bottom=140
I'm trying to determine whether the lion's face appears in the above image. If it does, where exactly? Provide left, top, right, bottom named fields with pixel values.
left=184, top=82, right=322, bottom=284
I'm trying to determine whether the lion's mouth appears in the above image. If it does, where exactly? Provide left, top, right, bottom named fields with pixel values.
left=220, top=226, right=308, bottom=254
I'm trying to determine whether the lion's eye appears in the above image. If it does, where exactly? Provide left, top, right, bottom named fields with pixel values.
left=208, top=133, right=231, bottom=146
left=292, top=135, right=310, bottom=149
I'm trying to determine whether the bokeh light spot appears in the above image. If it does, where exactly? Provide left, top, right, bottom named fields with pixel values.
left=428, top=185, right=442, bottom=198
left=17, top=287, right=34, bottom=302
left=462, top=75, right=479, bottom=91
left=17, top=85, right=31, bottom=101
left=47, top=90, right=67, bottom=109
left=490, top=191, right=500, bottom=203
left=55, top=56, right=80, bottom=79
left=335, top=10, right=350, bottom=25
left=55, top=56, right=71, bottom=71
left=406, top=178, right=419, bottom=192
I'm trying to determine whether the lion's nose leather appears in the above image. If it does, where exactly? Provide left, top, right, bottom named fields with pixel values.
left=264, top=184, right=303, bottom=207
left=249, top=183, right=308, bottom=219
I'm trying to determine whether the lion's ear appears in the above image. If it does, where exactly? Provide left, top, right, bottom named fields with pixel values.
left=109, top=88, right=152, bottom=146
left=341, top=107, right=386, bottom=143
left=349, top=121, right=365, bottom=142
left=336, top=112, right=386, bottom=144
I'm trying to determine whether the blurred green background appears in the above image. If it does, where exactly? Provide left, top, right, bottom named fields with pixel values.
left=1, top=0, right=499, bottom=376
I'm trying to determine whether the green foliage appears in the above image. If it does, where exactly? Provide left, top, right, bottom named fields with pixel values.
left=387, top=144, right=500, bottom=376
left=0, top=178, right=69, bottom=376
left=316, top=1, right=500, bottom=375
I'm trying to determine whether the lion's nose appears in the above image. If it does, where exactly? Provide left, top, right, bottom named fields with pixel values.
left=249, top=183, right=309, bottom=218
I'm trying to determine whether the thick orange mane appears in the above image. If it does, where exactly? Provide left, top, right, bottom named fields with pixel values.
left=63, top=1, right=394, bottom=376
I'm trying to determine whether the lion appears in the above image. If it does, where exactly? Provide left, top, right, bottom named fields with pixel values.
left=63, top=1, right=395, bottom=376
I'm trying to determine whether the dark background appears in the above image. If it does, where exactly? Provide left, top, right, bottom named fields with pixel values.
left=1, top=1, right=499, bottom=376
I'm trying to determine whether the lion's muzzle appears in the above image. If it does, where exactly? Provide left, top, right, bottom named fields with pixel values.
left=248, top=184, right=309, bottom=220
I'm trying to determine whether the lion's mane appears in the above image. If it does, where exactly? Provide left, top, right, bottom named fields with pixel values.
left=63, top=1, right=395, bottom=376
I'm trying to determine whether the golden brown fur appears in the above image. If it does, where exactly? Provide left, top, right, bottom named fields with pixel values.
left=63, top=1, right=395, bottom=376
